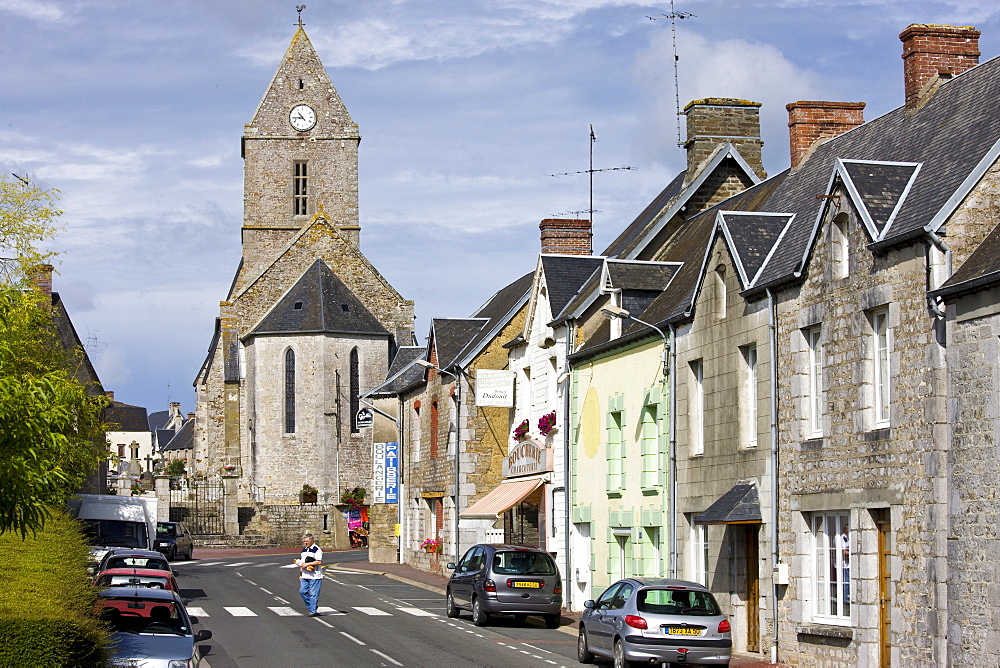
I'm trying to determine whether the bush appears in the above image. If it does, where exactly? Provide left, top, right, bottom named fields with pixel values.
left=0, top=509, right=108, bottom=666
left=166, top=460, right=185, bottom=477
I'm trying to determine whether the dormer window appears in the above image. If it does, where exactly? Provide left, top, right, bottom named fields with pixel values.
left=293, top=301, right=303, bottom=310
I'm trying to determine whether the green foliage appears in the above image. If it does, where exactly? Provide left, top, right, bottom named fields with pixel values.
left=0, top=510, right=109, bottom=666
left=0, top=174, right=62, bottom=285
left=166, top=459, right=186, bottom=477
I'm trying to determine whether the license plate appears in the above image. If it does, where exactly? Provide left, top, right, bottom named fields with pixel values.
left=512, top=581, right=540, bottom=588
left=667, top=627, right=702, bottom=636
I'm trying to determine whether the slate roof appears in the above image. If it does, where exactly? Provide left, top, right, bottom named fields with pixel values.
left=366, top=346, right=426, bottom=396
left=106, top=402, right=150, bottom=432
left=539, top=256, right=603, bottom=320
left=248, top=259, right=390, bottom=338
left=148, top=410, right=169, bottom=432
left=555, top=259, right=680, bottom=325
left=51, top=293, right=103, bottom=396
left=431, top=318, right=487, bottom=370
left=453, top=272, right=533, bottom=367
left=155, top=429, right=175, bottom=448
left=161, top=419, right=193, bottom=452
left=694, top=483, right=762, bottom=524
left=932, top=221, right=1000, bottom=299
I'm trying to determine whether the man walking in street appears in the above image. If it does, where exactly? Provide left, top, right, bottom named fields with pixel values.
left=295, top=533, right=324, bottom=616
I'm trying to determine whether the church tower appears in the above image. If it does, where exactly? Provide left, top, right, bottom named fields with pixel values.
left=239, top=24, right=362, bottom=288
left=193, top=19, right=414, bottom=537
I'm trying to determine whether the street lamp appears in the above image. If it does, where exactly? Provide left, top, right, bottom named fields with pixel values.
left=415, top=359, right=464, bottom=563
left=600, top=304, right=669, bottom=376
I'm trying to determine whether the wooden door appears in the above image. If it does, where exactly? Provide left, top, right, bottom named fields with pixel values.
left=876, top=510, right=892, bottom=666
left=746, top=526, right=759, bottom=653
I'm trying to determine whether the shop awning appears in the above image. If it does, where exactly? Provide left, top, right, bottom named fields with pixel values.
left=693, top=483, right=762, bottom=525
left=460, top=478, right=544, bottom=519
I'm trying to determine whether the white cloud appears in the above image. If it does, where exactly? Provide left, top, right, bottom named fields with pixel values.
left=0, top=0, right=63, bottom=22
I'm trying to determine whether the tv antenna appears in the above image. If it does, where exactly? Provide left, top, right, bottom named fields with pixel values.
left=648, top=1, right=695, bottom=147
left=550, top=125, right=633, bottom=226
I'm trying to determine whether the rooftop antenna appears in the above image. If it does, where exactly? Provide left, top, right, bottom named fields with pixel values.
left=551, top=125, right=634, bottom=226
left=648, top=1, right=695, bottom=147
left=296, top=4, right=306, bottom=27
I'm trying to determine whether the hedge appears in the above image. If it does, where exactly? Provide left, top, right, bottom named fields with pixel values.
left=0, top=510, right=108, bottom=666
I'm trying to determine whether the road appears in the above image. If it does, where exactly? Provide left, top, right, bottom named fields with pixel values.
left=172, top=550, right=579, bottom=667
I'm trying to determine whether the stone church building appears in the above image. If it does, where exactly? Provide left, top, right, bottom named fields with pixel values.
left=192, top=25, right=414, bottom=524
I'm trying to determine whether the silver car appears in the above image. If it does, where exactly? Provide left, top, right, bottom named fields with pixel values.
left=98, top=587, right=212, bottom=667
left=578, top=578, right=731, bottom=667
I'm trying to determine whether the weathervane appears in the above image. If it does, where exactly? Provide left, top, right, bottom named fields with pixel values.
left=649, top=1, right=696, bottom=147
left=551, top=125, right=634, bottom=226
left=296, top=5, right=306, bottom=28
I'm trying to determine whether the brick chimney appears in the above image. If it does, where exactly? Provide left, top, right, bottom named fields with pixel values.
left=683, top=98, right=765, bottom=184
left=539, top=219, right=592, bottom=255
left=105, top=391, right=115, bottom=402
left=187, top=412, right=195, bottom=421
left=28, top=264, right=54, bottom=306
left=786, top=101, right=866, bottom=168
left=900, top=24, right=980, bottom=111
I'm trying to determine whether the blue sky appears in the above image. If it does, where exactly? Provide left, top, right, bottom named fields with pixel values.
left=2, top=0, right=998, bottom=413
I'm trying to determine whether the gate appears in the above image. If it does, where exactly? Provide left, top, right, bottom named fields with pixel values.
left=169, top=479, right=225, bottom=535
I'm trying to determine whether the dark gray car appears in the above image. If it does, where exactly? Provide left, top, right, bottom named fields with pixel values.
left=155, top=521, right=194, bottom=561
left=446, top=544, right=563, bottom=628
left=578, top=577, right=732, bottom=667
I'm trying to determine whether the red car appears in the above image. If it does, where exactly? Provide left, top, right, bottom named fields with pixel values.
left=94, top=567, right=180, bottom=593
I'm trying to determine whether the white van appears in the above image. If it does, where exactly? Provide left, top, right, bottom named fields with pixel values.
left=67, top=494, right=158, bottom=566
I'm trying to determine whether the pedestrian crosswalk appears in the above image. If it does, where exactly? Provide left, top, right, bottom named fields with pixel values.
left=184, top=604, right=437, bottom=618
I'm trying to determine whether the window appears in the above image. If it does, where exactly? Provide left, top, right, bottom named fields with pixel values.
left=411, top=402, right=421, bottom=463
left=871, top=309, right=890, bottom=426
left=641, top=527, right=661, bottom=577
left=349, top=348, right=360, bottom=433
left=430, top=400, right=439, bottom=459
left=130, top=445, right=139, bottom=460
left=614, top=533, right=631, bottom=580
left=238, top=342, right=246, bottom=379
left=812, top=512, right=851, bottom=622
left=640, top=403, right=660, bottom=488
left=284, top=348, right=295, bottom=433
left=715, top=266, right=727, bottom=318
left=807, top=327, right=823, bottom=437
left=741, top=345, right=758, bottom=448
left=293, top=161, right=308, bottom=215
left=689, top=360, right=704, bottom=455
left=606, top=408, right=624, bottom=494
left=117, top=444, right=126, bottom=459
left=690, top=521, right=708, bottom=586
left=832, top=214, right=849, bottom=279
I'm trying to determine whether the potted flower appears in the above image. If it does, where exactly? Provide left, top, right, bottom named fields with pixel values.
left=340, top=487, right=366, bottom=509
left=538, top=410, right=557, bottom=436
left=512, top=418, right=529, bottom=442
left=300, top=483, right=318, bottom=504
left=420, top=538, right=443, bottom=554
left=222, top=464, right=237, bottom=474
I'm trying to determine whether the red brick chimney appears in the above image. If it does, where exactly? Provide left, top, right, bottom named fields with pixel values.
left=900, top=24, right=980, bottom=111
left=28, top=264, right=54, bottom=307
left=187, top=412, right=195, bottom=421
left=786, top=101, right=866, bottom=168
left=539, top=219, right=592, bottom=255
left=105, top=391, right=115, bottom=402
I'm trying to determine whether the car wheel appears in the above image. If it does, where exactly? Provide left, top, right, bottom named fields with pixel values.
left=577, top=627, right=595, bottom=664
left=446, top=590, right=460, bottom=618
left=168, top=546, right=177, bottom=561
left=613, top=639, right=637, bottom=668
left=544, top=613, right=560, bottom=629
left=472, top=597, right=490, bottom=627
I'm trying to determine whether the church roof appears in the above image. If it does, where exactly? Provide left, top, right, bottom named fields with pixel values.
left=248, top=259, right=390, bottom=339
left=366, top=346, right=427, bottom=397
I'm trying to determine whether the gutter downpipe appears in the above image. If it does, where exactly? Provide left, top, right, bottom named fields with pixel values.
left=454, top=367, right=463, bottom=565
left=668, top=324, right=678, bottom=578
left=767, top=288, right=779, bottom=665
left=925, top=228, right=952, bottom=318
left=563, top=322, right=574, bottom=610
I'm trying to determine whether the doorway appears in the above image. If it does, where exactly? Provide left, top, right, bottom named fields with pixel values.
left=745, top=526, right=759, bottom=653
left=874, top=509, right=892, bottom=666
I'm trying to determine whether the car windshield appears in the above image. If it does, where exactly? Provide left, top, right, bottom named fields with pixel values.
left=98, top=598, right=190, bottom=635
left=156, top=524, right=177, bottom=538
left=98, top=574, right=170, bottom=589
left=107, top=556, right=169, bottom=571
left=82, top=520, right=148, bottom=548
left=492, top=551, right=557, bottom=576
left=638, top=588, right=722, bottom=616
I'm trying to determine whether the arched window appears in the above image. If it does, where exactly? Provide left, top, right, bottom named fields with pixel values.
left=284, top=348, right=295, bottom=433
left=350, top=348, right=360, bottom=433
left=430, top=400, right=439, bottom=459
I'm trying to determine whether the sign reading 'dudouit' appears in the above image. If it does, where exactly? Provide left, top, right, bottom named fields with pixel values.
left=475, top=369, right=515, bottom=407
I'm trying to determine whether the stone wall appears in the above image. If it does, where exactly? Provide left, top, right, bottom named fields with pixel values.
left=247, top=503, right=350, bottom=549
left=368, top=503, right=398, bottom=563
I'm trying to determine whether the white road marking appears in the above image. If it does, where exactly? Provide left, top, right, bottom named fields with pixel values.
left=186, top=607, right=209, bottom=617
left=315, top=618, right=334, bottom=628
left=269, top=607, right=302, bottom=616
left=397, top=607, right=436, bottom=616
left=340, top=632, right=366, bottom=646
left=370, top=649, right=402, bottom=666
left=244, top=579, right=256, bottom=585
left=193, top=562, right=224, bottom=566
left=274, top=597, right=290, bottom=604
left=225, top=562, right=254, bottom=567
left=250, top=562, right=280, bottom=567
left=224, top=607, right=256, bottom=617
left=317, top=606, right=343, bottom=615
left=259, top=588, right=273, bottom=595
left=280, top=564, right=299, bottom=569
left=353, top=606, right=390, bottom=616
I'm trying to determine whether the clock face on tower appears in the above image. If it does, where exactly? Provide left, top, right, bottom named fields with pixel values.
left=289, top=104, right=317, bottom=131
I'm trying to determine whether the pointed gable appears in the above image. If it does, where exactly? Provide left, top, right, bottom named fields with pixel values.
left=718, top=212, right=794, bottom=287
left=839, top=160, right=920, bottom=238
left=539, top=255, right=604, bottom=320
left=248, top=259, right=389, bottom=338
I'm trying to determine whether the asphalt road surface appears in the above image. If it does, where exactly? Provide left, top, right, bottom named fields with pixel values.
left=172, top=550, right=579, bottom=667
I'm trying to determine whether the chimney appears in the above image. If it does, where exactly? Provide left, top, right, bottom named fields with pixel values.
left=786, top=101, right=866, bottom=168
left=28, top=264, right=54, bottom=307
left=105, top=390, right=115, bottom=402
left=169, top=401, right=182, bottom=419
left=683, top=98, right=765, bottom=184
left=187, top=412, right=195, bottom=421
left=540, top=219, right=592, bottom=255
left=900, top=24, right=980, bottom=111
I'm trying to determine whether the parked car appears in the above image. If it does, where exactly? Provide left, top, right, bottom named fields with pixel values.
left=155, top=521, right=194, bottom=561
left=93, top=567, right=180, bottom=593
left=96, top=587, right=211, bottom=667
left=98, top=548, right=173, bottom=574
left=578, top=578, right=732, bottom=667
left=446, top=544, right=562, bottom=628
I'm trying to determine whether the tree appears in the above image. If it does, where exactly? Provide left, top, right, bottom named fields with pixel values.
left=0, top=175, right=107, bottom=537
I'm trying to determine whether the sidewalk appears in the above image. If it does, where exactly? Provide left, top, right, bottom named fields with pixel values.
left=334, top=560, right=782, bottom=666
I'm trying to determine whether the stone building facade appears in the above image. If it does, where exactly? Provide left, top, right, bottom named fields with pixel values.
left=192, top=25, right=413, bottom=544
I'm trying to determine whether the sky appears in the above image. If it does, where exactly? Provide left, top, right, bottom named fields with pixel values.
left=2, top=0, right=999, bottom=414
